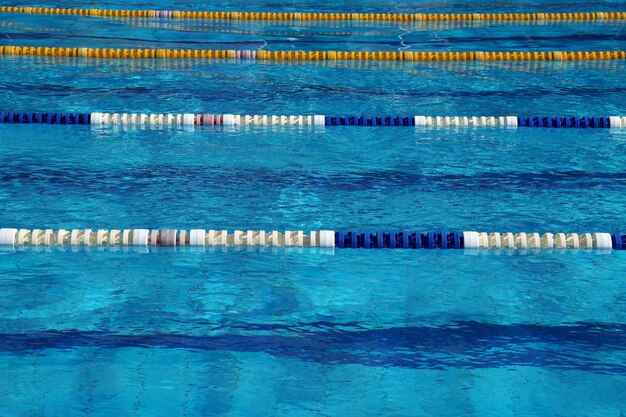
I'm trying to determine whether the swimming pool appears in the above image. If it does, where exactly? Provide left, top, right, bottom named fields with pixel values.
left=0, top=2, right=625, bottom=416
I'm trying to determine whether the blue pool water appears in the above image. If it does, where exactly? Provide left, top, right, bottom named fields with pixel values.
left=3, top=15, right=626, bottom=52
left=1, top=3, right=626, bottom=417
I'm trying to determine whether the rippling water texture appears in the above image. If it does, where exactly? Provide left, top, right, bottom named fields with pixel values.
left=0, top=2, right=625, bottom=416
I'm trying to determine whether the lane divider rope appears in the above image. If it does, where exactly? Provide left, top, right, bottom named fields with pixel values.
left=1, top=7, right=625, bottom=22
left=101, top=17, right=626, bottom=29
left=5, top=55, right=623, bottom=75
left=0, top=228, right=620, bottom=250
left=1, top=46, right=625, bottom=62
left=2, top=112, right=626, bottom=129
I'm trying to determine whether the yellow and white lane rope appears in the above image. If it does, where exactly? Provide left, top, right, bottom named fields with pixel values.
left=1, top=45, right=625, bottom=61
left=8, top=55, right=623, bottom=74
left=1, top=7, right=625, bottom=22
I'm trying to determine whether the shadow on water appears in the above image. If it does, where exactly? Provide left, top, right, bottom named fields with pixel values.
left=1, top=321, right=624, bottom=374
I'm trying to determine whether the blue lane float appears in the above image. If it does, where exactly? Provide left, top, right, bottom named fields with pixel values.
left=1, top=112, right=626, bottom=128
left=0, top=112, right=91, bottom=125
left=0, top=228, right=620, bottom=250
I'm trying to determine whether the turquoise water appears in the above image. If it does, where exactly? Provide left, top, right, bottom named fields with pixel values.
left=0, top=249, right=625, bottom=416
left=3, top=14, right=626, bottom=51
left=1, top=4, right=626, bottom=417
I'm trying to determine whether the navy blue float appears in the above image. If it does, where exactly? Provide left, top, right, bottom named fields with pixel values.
left=334, top=231, right=465, bottom=249
left=516, top=116, right=612, bottom=128
left=0, top=112, right=90, bottom=125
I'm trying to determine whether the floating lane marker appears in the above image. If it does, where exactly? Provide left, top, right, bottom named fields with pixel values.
left=2, top=112, right=626, bottom=129
left=1, top=7, right=625, bottom=22
left=1, top=46, right=625, bottom=61
left=0, top=228, right=619, bottom=250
